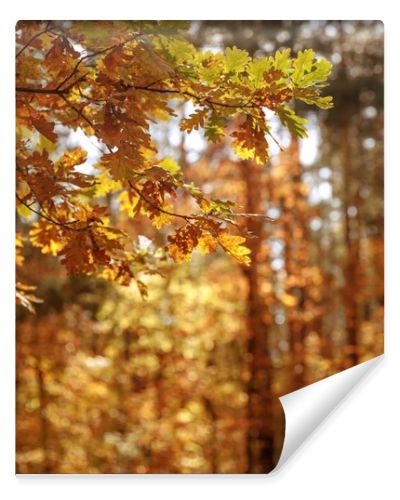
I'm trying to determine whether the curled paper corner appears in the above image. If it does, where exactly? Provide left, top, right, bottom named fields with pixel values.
left=270, top=354, right=384, bottom=474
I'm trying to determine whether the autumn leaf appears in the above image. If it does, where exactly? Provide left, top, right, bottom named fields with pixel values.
left=167, top=224, right=202, bottom=263
left=32, top=118, right=57, bottom=143
left=95, top=170, right=122, bottom=197
left=29, top=220, right=65, bottom=256
left=180, top=108, right=209, bottom=133
left=16, top=231, right=25, bottom=267
left=60, top=232, right=96, bottom=275
left=231, top=114, right=269, bottom=164
left=150, top=207, right=174, bottom=229
left=101, top=151, right=138, bottom=182
left=197, top=233, right=218, bottom=255
left=16, top=281, right=43, bottom=313
left=217, top=232, right=251, bottom=266
left=117, top=190, right=140, bottom=217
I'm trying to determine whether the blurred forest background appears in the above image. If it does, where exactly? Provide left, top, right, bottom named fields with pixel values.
left=16, top=20, right=384, bottom=474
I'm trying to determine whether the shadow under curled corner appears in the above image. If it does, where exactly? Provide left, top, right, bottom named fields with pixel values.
left=268, top=355, right=384, bottom=474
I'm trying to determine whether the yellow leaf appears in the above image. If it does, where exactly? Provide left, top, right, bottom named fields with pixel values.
left=197, top=233, right=218, bottom=255
left=218, top=232, right=251, bottom=266
left=16, top=231, right=25, bottom=267
left=232, top=144, right=254, bottom=161
left=95, top=170, right=122, bottom=197
left=167, top=243, right=192, bottom=263
left=117, top=191, right=139, bottom=217
left=38, top=133, right=58, bottom=153
left=151, top=207, right=174, bottom=229
left=17, top=203, right=35, bottom=220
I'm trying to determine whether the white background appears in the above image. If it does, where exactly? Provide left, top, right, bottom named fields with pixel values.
left=2, top=2, right=398, bottom=498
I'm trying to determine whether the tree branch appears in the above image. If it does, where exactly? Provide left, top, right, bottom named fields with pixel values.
left=55, top=33, right=143, bottom=91
left=16, top=194, right=91, bottom=232
left=16, top=82, right=258, bottom=111
left=16, top=21, right=51, bottom=59
left=128, top=181, right=199, bottom=223
left=131, top=84, right=258, bottom=110
left=59, top=94, right=95, bottom=130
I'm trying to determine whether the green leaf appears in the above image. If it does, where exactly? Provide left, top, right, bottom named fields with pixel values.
left=293, top=88, right=334, bottom=109
left=198, top=63, right=223, bottom=84
left=301, top=59, right=332, bottom=87
left=204, top=114, right=227, bottom=143
left=292, top=49, right=315, bottom=85
left=292, top=49, right=333, bottom=88
left=248, top=58, right=272, bottom=86
left=312, top=95, right=334, bottom=109
left=274, top=48, right=292, bottom=74
left=166, top=38, right=196, bottom=64
left=159, top=157, right=181, bottom=174
left=276, top=105, right=308, bottom=139
left=204, top=124, right=225, bottom=143
left=225, top=46, right=250, bottom=73
left=298, top=94, right=334, bottom=109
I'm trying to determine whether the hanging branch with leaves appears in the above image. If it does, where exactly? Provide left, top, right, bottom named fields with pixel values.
left=16, top=20, right=333, bottom=308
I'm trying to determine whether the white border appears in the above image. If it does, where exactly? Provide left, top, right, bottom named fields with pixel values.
left=2, top=3, right=398, bottom=498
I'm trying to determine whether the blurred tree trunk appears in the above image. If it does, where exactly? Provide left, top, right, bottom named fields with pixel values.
left=241, top=160, right=275, bottom=473
left=33, top=319, right=51, bottom=473
left=342, top=119, right=360, bottom=367
left=284, top=138, right=307, bottom=389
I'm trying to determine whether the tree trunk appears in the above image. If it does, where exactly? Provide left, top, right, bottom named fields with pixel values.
left=242, top=160, right=275, bottom=473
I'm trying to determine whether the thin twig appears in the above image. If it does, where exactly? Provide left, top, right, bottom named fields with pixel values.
left=59, top=94, right=95, bottom=131
left=15, top=21, right=51, bottom=59
left=267, top=130, right=284, bottom=152
left=16, top=194, right=90, bottom=231
left=16, top=82, right=258, bottom=111
left=132, top=84, right=258, bottom=110
left=128, top=181, right=197, bottom=223
left=55, top=34, right=143, bottom=91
